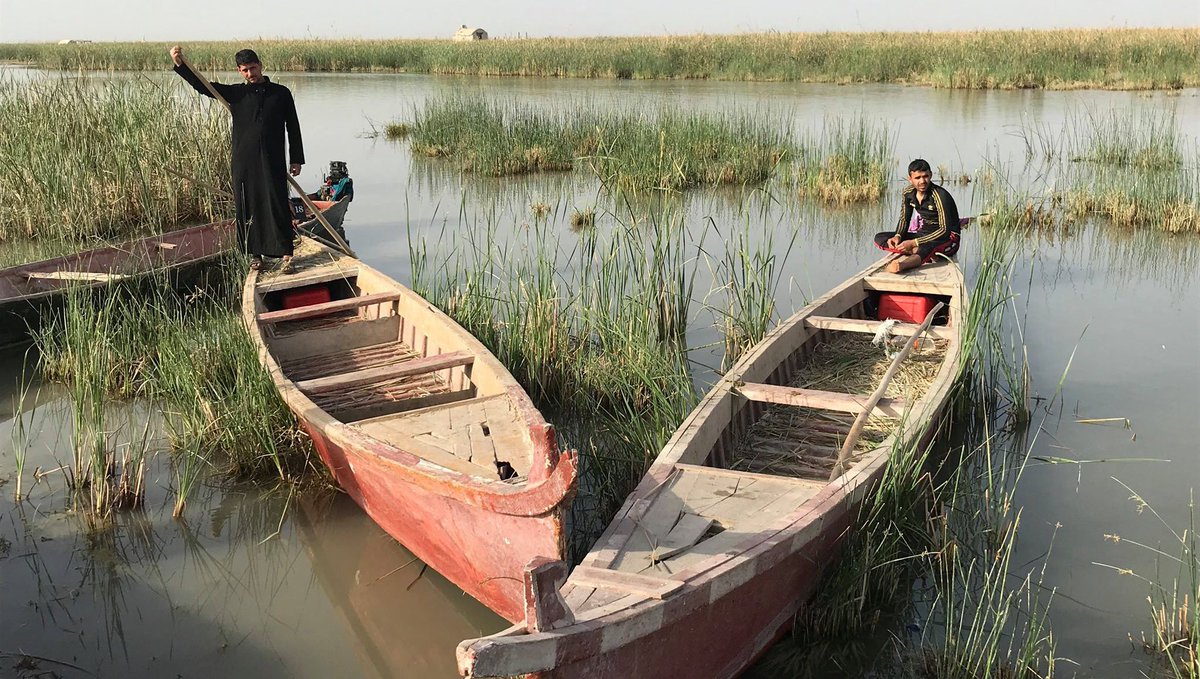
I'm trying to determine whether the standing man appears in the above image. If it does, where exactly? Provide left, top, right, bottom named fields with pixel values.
left=874, top=159, right=961, bottom=274
left=170, top=45, right=303, bottom=272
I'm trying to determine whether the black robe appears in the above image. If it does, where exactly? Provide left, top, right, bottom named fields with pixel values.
left=174, top=66, right=304, bottom=257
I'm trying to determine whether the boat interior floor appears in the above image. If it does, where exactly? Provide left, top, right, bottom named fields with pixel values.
left=355, top=394, right=532, bottom=480
left=730, top=332, right=946, bottom=480
left=568, top=464, right=824, bottom=611
left=280, top=338, right=471, bottom=423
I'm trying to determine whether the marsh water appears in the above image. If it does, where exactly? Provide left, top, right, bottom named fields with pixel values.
left=1, top=67, right=1198, bottom=677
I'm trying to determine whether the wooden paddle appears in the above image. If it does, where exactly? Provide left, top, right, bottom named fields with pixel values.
left=176, top=56, right=357, bottom=258
left=829, top=301, right=945, bottom=481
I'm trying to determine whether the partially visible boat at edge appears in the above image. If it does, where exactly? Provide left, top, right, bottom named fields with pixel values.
left=241, top=236, right=578, bottom=624
left=0, top=174, right=352, bottom=348
left=457, top=254, right=965, bottom=678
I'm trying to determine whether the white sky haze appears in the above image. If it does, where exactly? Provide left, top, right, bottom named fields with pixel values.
left=0, top=0, right=1195, bottom=43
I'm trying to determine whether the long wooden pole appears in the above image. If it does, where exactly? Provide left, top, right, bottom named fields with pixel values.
left=177, top=56, right=356, bottom=258
left=829, top=301, right=945, bottom=481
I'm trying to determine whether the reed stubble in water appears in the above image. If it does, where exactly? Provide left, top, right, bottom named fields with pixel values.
left=31, top=259, right=309, bottom=519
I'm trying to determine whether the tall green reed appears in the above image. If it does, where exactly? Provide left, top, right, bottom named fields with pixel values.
left=0, top=76, right=231, bottom=265
left=793, top=116, right=895, bottom=205
left=410, top=204, right=699, bottom=554
left=32, top=256, right=309, bottom=502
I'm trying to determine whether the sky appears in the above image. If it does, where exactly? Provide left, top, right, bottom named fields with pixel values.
left=0, top=0, right=1196, bottom=42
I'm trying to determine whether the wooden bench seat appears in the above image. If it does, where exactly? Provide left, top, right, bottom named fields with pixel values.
left=805, top=315, right=953, bottom=340
left=257, top=291, right=402, bottom=325
left=736, top=382, right=906, bottom=418
left=296, top=350, right=474, bottom=395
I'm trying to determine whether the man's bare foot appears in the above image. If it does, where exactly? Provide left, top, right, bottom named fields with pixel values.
left=278, top=256, right=294, bottom=274
left=886, top=260, right=902, bottom=273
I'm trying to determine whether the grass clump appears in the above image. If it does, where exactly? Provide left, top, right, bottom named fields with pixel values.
left=794, top=116, right=895, bottom=205
left=406, top=96, right=791, bottom=192
left=0, top=76, right=231, bottom=266
left=32, top=258, right=309, bottom=498
left=1101, top=485, right=1199, bottom=678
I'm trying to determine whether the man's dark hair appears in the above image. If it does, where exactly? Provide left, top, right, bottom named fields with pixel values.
left=234, top=49, right=261, bottom=66
left=908, top=158, right=932, bottom=175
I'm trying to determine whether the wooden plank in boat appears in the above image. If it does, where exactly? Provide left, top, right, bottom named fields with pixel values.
left=653, top=513, right=714, bottom=561
left=468, top=421, right=497, bottom=465
left=255, top=266, right=358, bottom=293
left=862, top=263, right=959, bottom=295
left=570, top=566, right=684, bottom=600
left=737, top=383, right=906, bottom=418
left=257, top=291, right=402, bottom=324
left=25, top=271, right=127, bottom=282
left=673, top=463, right=829, bottom=488
left=297, top=351, right=474, bottom=395
left=805, top=315, right=953, bottom=340
left=354, top=420, right=497, bottom=478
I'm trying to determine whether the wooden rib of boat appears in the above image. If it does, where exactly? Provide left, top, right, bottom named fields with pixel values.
left=456, top=254, right=966, bottom=679
left=241, top=237, right=578, bottom=624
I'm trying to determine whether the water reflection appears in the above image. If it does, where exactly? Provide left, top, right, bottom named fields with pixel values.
left=0, top=362, right=504, bottom=678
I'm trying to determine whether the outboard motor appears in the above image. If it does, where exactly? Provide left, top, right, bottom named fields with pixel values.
left=320, top=161, right=353, bottom=202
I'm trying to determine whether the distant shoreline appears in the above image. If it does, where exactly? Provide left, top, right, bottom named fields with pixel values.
left=1, top=28, right=1197, bottom=90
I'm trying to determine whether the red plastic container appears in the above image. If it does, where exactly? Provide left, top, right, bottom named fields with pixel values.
left=281, top=285, right=331, bottom=310
left=877, top=293, right=936, bottom=324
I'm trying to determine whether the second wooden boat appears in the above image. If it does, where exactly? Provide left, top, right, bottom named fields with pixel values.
left=457, top=255, right=965, bottom=678
left=0, top=174, right=352, bottom=348
left=242, top=237, right=578, bottom=623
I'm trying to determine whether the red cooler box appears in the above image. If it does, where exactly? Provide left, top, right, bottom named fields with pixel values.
left=281, top=285, right=331, bottom=310
left=877, top=293, right=936, bottom=324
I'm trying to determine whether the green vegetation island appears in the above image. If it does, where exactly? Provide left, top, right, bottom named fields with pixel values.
left=3, top=28, right=1198, bottom=89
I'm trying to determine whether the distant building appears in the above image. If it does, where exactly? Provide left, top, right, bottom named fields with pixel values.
left=57, top=39, right=93, bottom=45
left=452, top=25, right=488, bottom=41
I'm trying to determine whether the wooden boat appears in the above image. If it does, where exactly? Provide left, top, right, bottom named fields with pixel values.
left=241, top=237, right=578, bottom=623
left=457, top=254, right=965, bottom=678
left=0, top=181, right=352, bottom=348
left=0, top=220, right=234, bottom=347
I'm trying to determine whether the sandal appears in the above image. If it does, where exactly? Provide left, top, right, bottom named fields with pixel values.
left=249, top=257, right=263, bottom=271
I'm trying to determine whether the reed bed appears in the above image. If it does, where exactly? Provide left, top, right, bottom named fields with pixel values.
left=410, top=208, right=699, bottom=555
left=403, top=97, right=791, bottom=192
left=3, top=29, right=1196, bottom=89
left=1010, top=108, right=1199, bottom=234
left=0, top=77, right=231, bottom=263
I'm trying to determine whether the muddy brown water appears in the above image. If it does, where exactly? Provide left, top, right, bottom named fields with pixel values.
left=1, top=68, right=1198, bottom=677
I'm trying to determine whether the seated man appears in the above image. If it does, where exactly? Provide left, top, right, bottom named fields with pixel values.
left=874, top=159, right=961, bottom=273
